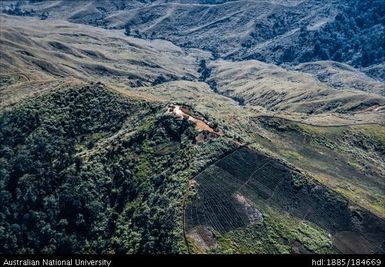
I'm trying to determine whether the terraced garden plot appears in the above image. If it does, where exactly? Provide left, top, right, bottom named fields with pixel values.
left=186, top=147, right=385, bottom=253
left=186, top=165, right=251, bottom=234
left=215, top=148, right=268, bottom=180
left=332, top=231, right=376, bottom=254
left=186, top=148, right=274, bottom=234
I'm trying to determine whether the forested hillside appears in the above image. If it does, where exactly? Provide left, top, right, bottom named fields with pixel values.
left=259, top=0, right=385, bottom=68
left=0, top=84, right=198, bottom=253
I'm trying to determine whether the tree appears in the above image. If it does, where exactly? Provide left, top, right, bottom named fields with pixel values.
left=124, top=24, right=131, bottom=36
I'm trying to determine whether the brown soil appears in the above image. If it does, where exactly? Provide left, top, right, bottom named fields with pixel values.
left=187, top=226, right=218, bottom=252
left=166, top=104, right=224, bottom=137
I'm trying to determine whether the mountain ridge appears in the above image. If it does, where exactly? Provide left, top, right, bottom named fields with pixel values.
left=2, top=0, right=384, bottom=80
left=0, top=1, right=384, bottom=255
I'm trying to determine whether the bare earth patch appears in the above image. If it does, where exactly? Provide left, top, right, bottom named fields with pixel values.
left=166, top=104, right=224, bottom=142
left=187, top=226, right=218, bottom=252
left=234, top=193, right=263, bottom=225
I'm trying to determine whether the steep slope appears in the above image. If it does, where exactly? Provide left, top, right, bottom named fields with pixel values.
left=186, top=147, right=385, bottom=254
left=0, top=14, right=206, bottom=108
left=0, top=84, right=197, bottom=253
left=3, top=14, right=383, bottom=118
left=1, top=7, right=384, bottom=255
left=3, top=0, right=384, bottom=78
left=0, top=14, right=201, bottom=87
left=207, top=59, right=385, bottom=113
left=293, top=61, right=385, bottom=96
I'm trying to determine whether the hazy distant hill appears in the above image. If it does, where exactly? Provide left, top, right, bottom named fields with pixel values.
left=2, top=0, right=384, bottom=80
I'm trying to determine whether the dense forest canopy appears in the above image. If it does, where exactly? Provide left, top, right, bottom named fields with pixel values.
left=0, top=84, right=198, bottom=253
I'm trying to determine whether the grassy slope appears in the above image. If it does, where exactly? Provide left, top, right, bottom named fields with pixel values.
left=8, top=0, right=385, bottom=74
left=252, top=117, right=385, bottom=218
left=185, top=146, right=338, bottom=254
left=186, top=146, right=385, bottom=254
